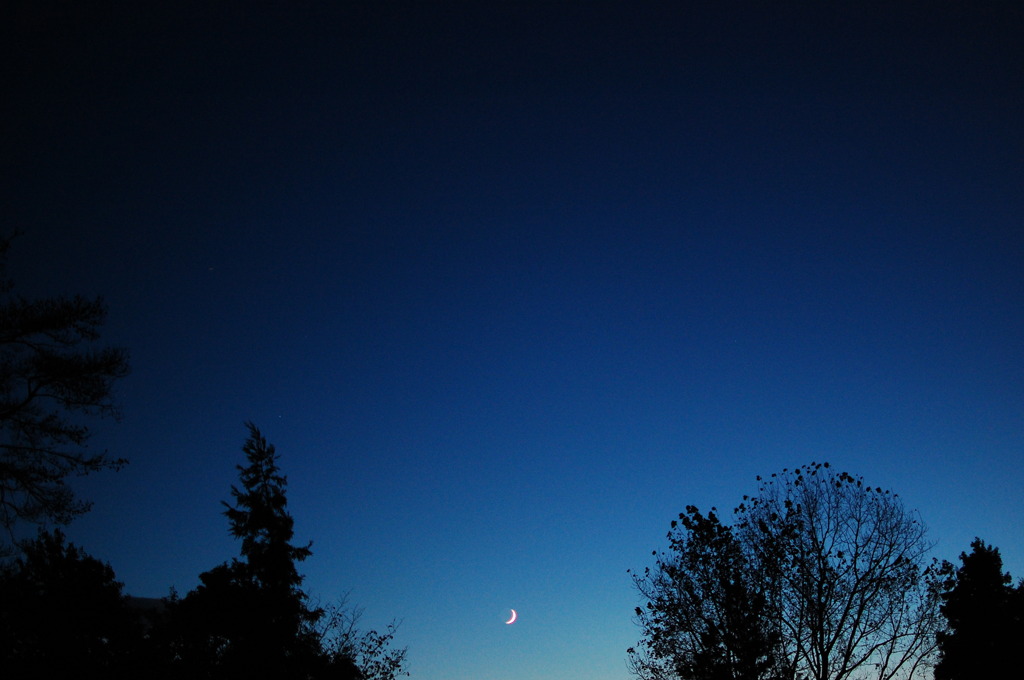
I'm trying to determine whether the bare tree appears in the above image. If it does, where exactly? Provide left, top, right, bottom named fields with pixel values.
left=735, top=463, right=942, bottom=680
left=631, top=463, right=942, bottom=680
left=310, top=594, right=409, bottom=680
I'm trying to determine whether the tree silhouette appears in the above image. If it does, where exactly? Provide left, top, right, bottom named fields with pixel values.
left=629, top=505, right=786, bottom=680
left=0, top=529, right=145, bottom=679
left=0, top=233, right=130, bottom=537
left=223, top=423, right=314, bottom=601
left=934, top=538, right=1023, bottom=680
left=163, top=423, right=408, bottom=680
left=311, top=595, right=409, bottom=680
left=631, top=463, right=942, bottom=680
left=737, top=464, right=942, bottom=680
left=170, top=423, right=322, bottom=679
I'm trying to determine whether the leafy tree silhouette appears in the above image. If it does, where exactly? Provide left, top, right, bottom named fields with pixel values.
left=0, top=529, right=145, bottom=679
left=311, top=594, right=408, bottom=680
left=0, top=232, right=130, bottom=539
left=935, top=538, right=1024, bottom=680
left=629, top=505, right=786, bottom=680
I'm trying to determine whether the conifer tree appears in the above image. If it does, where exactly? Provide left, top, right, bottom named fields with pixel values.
left=172, top=424, right=321, bottom=679
left=165, top=424, right=407, bottom=680
left=0, top=233, right=130, bottom=537
left=935, top=539, right=1022, bottom=680
left=223, top=422, right=314, bottom=611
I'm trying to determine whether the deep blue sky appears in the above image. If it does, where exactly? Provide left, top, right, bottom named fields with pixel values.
left=3, top=3, right=1023, bottom=679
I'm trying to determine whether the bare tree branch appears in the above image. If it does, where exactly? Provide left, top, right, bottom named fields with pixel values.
left=631, top=463, right=941, bottom=680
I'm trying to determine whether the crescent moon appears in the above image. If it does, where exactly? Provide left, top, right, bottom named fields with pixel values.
left=505, top=608, right=517, bottom=625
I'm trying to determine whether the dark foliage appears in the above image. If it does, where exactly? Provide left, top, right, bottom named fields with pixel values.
left=631, top=463, right=941, bottom=680
left=160, top=423, right=407, bottom=680
left=0, top=233, right=130, bottom=535
left=223, top=423, right=314, bottom=598
left=166, top=423, right=322, bottom=678
left=0, top=424, right=408, bottom=680
left=310, top=595, right=409, bottom=680
left=935, top=539, right=1024, bottom=680
left=0, top=529, right=147, bottom=679
left=629, top=506, right=786, bottom=680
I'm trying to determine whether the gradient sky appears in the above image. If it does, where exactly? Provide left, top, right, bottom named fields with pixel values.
left=3, top=3, right=1023, bottom=680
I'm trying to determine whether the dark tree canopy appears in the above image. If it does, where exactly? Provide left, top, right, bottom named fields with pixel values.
left=630, top=506, right=787, bottom=680
left=934, top=539, right=1024, bottom=680
left=1, top=421, right=408, bottom=680
left=631, top=463, right=942, bottom=680
left=0, top=529, right=146, bottom=679
left=0, top=233, right=130, bottom=534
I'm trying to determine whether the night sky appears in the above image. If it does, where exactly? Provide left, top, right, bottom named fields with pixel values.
left=3, top=3, right=1023, bottom=679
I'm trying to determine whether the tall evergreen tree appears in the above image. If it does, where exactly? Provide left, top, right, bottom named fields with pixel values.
left=223, top=422, right=313, bottom=595
left=170, top=423, right=321, bottom=679
left=162, top=423, right=407, bottom=680
left=935, top=539, right=1022, bottom=680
